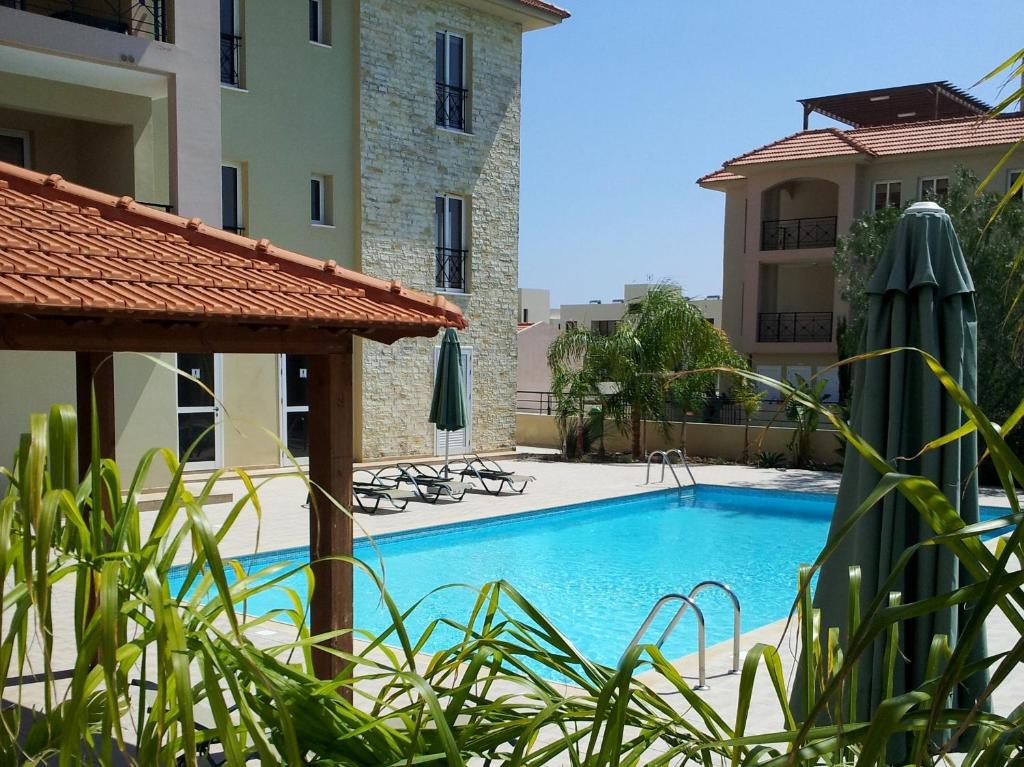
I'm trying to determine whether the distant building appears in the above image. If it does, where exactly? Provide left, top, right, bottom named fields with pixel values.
left=699, top=81, right=1024, bottom=402
left=556, top=284, right=722, bottom=334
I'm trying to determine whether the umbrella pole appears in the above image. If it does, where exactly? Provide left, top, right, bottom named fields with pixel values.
left=444, top=435, right=449, bottom=478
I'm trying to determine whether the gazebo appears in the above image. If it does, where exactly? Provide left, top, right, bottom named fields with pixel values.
left=0, top=161, right=467, bottom=679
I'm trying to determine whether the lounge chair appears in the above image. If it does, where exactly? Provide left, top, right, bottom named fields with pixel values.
left=352, top=469, right=416, bottom=514
left=378, top=463, right=473, bottom=503
left=447, top=454, right=535, bottom=495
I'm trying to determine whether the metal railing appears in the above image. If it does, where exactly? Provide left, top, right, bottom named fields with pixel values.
left=222, top=224, right=246, bottom=236
left=644, top=449, right=695, bottom=488
left=1, top=0, right=170, bottom=41
left=516, top=390, right=562, bottom=415
left=220, top=32, right=242, bottom=87
left=138, top=201, right=173, bottom=212
left=435, top=82, right=468, bottom=131
left=760, top=216, right=837, bottom=250
left=621, top=582, right=742, bottom=690
left=435, top=246, right=467, bottom=291
left=622, top=594, right=708, bottom=689
left=757, top=311, right=833, bottom=343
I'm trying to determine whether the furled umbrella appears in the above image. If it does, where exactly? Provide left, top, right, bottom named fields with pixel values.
left=803, top=201, right=988, bottom=757
left=429, top=327, right=468, bottom=476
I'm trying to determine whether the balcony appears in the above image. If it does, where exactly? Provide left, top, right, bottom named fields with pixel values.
left=435, top=247, right=466, bottom=292
left=1, top=0, right=170, bottom=41
left=761, top=216, right=837, bottom=251
left=757, top=312, right=833, bottom=343
left=435, top=83, right=468, bottom=131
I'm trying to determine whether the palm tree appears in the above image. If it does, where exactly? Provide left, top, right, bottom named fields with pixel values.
left=732, top=379, right=765, bottom=463
left=547, top=326, right=609, bottom=460
left=605, top=284, right=742, bottom=459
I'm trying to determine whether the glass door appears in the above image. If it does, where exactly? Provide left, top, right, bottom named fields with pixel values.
left=176, top=353, right=223, bottom=469
left=279, top=354, right=310, bottom=464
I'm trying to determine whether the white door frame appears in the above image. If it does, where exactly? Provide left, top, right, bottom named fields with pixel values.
left=175, top=352, right=224, bottom=470
left=278, top=353, right=310, bottom=466
left=434, top=344, right=472, bottom=455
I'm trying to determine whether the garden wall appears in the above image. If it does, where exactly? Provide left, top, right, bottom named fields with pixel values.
left=517, top=414, right=841, bottom=466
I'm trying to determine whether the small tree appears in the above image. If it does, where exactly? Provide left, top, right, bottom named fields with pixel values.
left=599, top=285, right=744, bottom=459
left=732, top=379, right=765, bottom=463
left=547, top=326, right=608, bottom=460
left=785, top=373, right=828, bottom=468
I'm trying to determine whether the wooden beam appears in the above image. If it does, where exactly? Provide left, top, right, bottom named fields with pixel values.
left=75, top=352, right=115, bottom=479
left=307, top=338, right=354, bottom=682
left=0, top=314, right=438, bottom=354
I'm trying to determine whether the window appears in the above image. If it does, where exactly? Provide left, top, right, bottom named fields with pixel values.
left=1009, top=170, right=1024, bottom=201
left=564, top=320, right=578, bottom=330
left=435, top=31, right=467, bottom=131
left=310, top=175, right=330, bottom=225
left=522, top=308, right=529, bottom=323
left=873, top=180, right=901, bottom=211
left=221, top=164, right=244, bottom=234
left=0, top=129, right=29, bottom=168
left=920, top=176, right=949, bottom=201
left=309, top=0, right=328, bottom=44
left=591, top=320, right=617, bottom=336
left=435, top=195, right=466, bottom=291
left=220, top=0, right=242, bottom=87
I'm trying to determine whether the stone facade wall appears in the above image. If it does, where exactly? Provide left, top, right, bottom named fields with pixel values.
left=358, top=0, right=521, bottom=459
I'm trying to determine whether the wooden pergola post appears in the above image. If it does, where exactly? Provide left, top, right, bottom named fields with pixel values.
left=75, top=351, right=116, bottom=478
left=307, top=336, right=355, bottom=681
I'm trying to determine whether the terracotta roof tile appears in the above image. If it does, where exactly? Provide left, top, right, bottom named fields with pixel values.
left=699, top=114, right=1024, bottom=183
left=514, top=0, right=570, bottom=19
left=0, top=162, right=467, bottom=335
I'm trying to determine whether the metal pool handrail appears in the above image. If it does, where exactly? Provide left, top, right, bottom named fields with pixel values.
left=621, top=594, right=708, bottom=690
left=644, top=449, right=696, bottom=487
left=661, top=580, right=742, bottom=673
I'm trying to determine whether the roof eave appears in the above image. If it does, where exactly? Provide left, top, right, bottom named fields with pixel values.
left=466, top=0, right=569, bottom=30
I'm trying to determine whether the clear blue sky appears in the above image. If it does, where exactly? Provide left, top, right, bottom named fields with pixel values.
left=519, top=2, right=1020, bottom=306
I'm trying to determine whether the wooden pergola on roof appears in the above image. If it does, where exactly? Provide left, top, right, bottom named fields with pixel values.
left=0, top=160, right=468, bottom=679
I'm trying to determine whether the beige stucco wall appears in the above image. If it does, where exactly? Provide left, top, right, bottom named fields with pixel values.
left=516, top=413, right=840, bottom=465
left=518, top=288, right=550, bottom=324
left=0, top=352, right=76, bottom=472
left=516, top=322, right=558, bottom=393
left=358, top=0, right=522, bottom=459
left=0, top=75, right=167, bottom=203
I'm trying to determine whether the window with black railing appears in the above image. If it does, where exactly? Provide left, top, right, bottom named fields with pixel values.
left=220, top=0, right=242, bottom=87
left=435, top=194, right=467, bottom=292
left=1, top=0, right=170, bottom=41
left=757, top=312, right=833, bottom=343
left=221, top=164, right=245, bottom=236
left=435, top=30, right=468, bottom=131
left=760, top=216, right=837, bottom=251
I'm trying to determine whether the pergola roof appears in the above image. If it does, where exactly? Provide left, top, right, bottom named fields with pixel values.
left=798, top=81, right=991, bottom=128
left=0, top=161, right=466, bottom=353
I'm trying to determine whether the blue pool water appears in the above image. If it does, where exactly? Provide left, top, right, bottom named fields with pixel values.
left=169, top=485, right=1008, bottom=667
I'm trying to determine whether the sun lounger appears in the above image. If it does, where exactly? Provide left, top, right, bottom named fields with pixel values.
left=352, top=469, right=416, bottom=514
left=377, top=463, right=473, bottom=503
left=446, top=454, right=535, bottom=495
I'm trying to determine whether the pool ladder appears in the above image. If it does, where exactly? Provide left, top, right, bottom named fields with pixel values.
left=620, top=581, right=741, bottom=690
left=644, top=449, right=696, bottom=488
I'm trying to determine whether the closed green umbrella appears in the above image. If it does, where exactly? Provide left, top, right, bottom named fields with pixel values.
left=429, top=328, right=468, bottom=475
left=805, top=202, right=987, bottom=755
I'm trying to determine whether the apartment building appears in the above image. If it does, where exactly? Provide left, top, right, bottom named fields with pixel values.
left=699, top=81, right=1024, bottom=401
left=0, top=0, right=567, bottom=475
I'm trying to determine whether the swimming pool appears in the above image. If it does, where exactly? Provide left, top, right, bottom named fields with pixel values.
left=169, top=485, right=1006, bottom=668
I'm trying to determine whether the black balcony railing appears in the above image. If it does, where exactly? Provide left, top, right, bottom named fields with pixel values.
left=435, top=247, right=467, bottom=292
left=220, top=33, right=242, bottom=87
left=761, top=216, right=837, bottom=251
left=435, top=83, right=468, bottom=131
left=138, top=201, right=173, bottom=212
left=1, top=0, right=169, bottom=41
left=757, top=312, right=833, bottom=343
left=222, top=224, right=246, bottom=236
